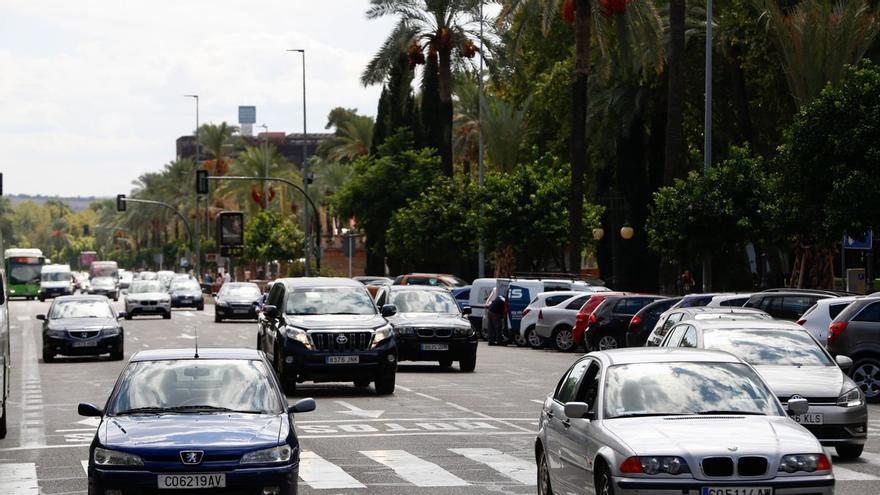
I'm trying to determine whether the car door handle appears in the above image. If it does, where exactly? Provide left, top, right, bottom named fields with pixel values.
left=562, top=419, right=571, bottom=428
left=545, top=410, right=554, bottom=419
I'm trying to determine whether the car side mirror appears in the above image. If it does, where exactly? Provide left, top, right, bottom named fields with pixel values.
left=380, top=304, right=398, bottom=317
left=36, top=314, right=46, bottom=321
left=78, top=403, right=103, bottom=417
left=263, top=305, right=279, bottom=319
left=564, top=402, right=594, bottom=420
left=462, top=306, right=472, bottom=315
left=289, top=398, right=316, bottom=414
left=835, top=355, right=853, bottom=371
left=117, top=312, right=127, bottom=319
left=787, top=397, right=809, bottom=416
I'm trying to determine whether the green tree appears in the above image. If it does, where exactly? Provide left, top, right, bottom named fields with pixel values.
left=244, top=210, right=304, bottom=266
left=316, top=109, right=375, bottom=163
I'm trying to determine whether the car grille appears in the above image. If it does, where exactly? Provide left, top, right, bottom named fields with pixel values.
left=702, top=457, right=734, bottom=477
left=70, top=330, right=101, bottom=339
left=141, top=453, right=242, bottom=463
left=737, top=457, right=768, bottom=476
left=416, top=328, right=453, bottom=338
left=701, top=457, right=768, bottom=477
left=310, top=332, right=373, bottom=352
left=782, top=396, right=836, bottom=406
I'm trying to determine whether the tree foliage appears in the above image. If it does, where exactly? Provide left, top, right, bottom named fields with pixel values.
left=243, top=210, right=304, bottom=266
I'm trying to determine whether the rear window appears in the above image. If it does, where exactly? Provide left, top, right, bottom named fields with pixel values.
left=720, top=297, right=748, bottom=307
left=614, top=297, right=659, bottom=315
left=828, top=303, right=850, bottom=320
left=545, top=294, right=572, bottom=307
left=854, top=301, right=880, bottom=322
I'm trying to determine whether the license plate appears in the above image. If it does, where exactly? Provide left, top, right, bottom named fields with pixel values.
left=702, top=488, right=772, bottom=495
left=158, top=474, right=226, bottom=489
left=72, top=340, right=98, bottom=347
left=794, top=413, right=824, bottom=425
left=233, top=309, right=250, bottom=314
left=420, top=343, right=449, bottom=351
left=327, top=355, right=359, bottom=364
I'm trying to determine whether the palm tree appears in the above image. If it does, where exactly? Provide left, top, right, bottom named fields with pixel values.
left=221, top=145, right=300, bottom=215
left=363, top=0, right=485, bottom=176
left=316, top=115, right=375, bottom=163
left=664, top=0, right=686, bottom=185
left=199, top=122, right=240, bottom=175
left=755, top=0, right=879, bottom=107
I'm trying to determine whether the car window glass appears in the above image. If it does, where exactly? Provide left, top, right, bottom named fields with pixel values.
left=268, top=283, right=285, bottom=307
left=827, top=303, right=849, bottom=320
left=50, top=300, right=113, bottom=319
left=663, top=325, right=687, bottom=346
left=613, top=298, right=632, bottom=313
left=781, top=296, right=816, bottom=320
left=565, top=296, right=589, bottom=310
left=545, top=295, right=569, bottom=306
left=574, top=362, right=601, bottom=411
left=543, top=283, right=570, bottom=292
left=390, top=290, right=458, bottom=313
left=854, top=301, right=880, bottom=322
left=555, top=359, right=591, bottom=404
left=662, top=312, right=684, bottom=332
left=679, top=327, right=698, bottom=348
left=702, top=328, right=833, bottom=366
left=375, top=289, right=387, bottom=307
left=720, top=298, right=747, bottom=307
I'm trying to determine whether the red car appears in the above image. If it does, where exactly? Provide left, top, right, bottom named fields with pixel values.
left=571, top=292, right=629, bottom=347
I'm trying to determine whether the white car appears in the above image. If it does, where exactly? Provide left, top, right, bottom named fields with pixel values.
left=798, top=296, right=859, bottom=342
left=520, top=291, right=588, bottom=348
left=124, top=280, right=171, bottom=320
left=705, top=293, right=753, bottom=307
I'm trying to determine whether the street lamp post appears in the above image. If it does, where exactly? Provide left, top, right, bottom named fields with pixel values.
left=259, top=124, right=269, bottom=210
left=703, top=0, right=713, bottom=292
left=477, top=0, right=486, bottom=279
left=185, top=94, right=201, bottom=279
left=287, top=48, right=311, bottom=276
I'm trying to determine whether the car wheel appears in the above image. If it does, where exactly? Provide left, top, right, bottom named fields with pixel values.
left=354, top=379, right=371, bottom=388
left=514, top=330, right=528, bottom=347
left=0, top=402, right=7, bottom=439
left=525, top=326, right=544, bottom=349
left=459, top=352, right=476, bottom=372
left=596, top=463, right=615, bottom=495
left=851, top=357, right=880, bottom=403
left=375, top=371, right=396, bottom=395
left=595, top=333, right=621, bottom=351
left=552, top=326, right=576, bottom=352
left=42, top=348, right=54, bottom=363
left=835, top=444, right=864, bottom=459
left=110, top=348, right=124, bottom=361
left=162, top=312, right=171, bottom=320
left=197, top=304, right=204, bottom=311
left=439, top=360, right=453, bottom=367
left=275, top=347, right=297, bottom=395
left=38, top=296, right=45, bottom=302
left=215, top=313, right=222, bottom=323
left=537, top=447, right=553, bottom=495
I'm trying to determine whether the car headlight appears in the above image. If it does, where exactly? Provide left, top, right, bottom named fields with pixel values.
left=778, top=454, right=831, bottom=473
left=47, top=329, right=66, bottom=338
left=619, top=456, right=691, bottom=475
left=454, top=326, right=475, bottom=337
left=240, top=445, right=293, bottom=464
left=285, top=326, right=313, bottom=350
left=93, top=447, right=144, bottom=466
left=216, top=299, right=228, bottom=307
left=394, top=326, right=414, bottom=336
left=837, top=386, right=864, bottom=408
left=371, top=324, right=393, bottom=348
left=102, top=327, right=120, bottom=336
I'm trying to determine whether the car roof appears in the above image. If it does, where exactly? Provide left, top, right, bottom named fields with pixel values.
left=52, top=295, right=110, bottom=302
left=130, top=348, right=262, bottom=362
left=278, top=277, right=365, bottom=288
left=814, top=296, right=859, bottom=305
left=594, top=347, right=744, bottom=366
left=669, top=306, right=766, bottom=315
left=752, top=291, right=836, bottom=298
left=390, top=285, right=452, bottom=293
left=711, top=293, right=752, bottom=300
left=688, top=319, right=803, bottom=331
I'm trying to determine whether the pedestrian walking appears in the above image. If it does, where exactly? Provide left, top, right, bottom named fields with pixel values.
left=487, top=293, right=506, bottom=346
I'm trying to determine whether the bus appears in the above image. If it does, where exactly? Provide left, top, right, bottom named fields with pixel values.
left=4, top=248, right=46, bottom=300
left=0, top=240, right=9, bottom=437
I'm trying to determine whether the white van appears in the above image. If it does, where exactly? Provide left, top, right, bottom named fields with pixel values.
left=39, top=264, right=74, bottom=301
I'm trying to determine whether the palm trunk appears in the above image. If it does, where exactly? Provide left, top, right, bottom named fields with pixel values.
left=568, top=0, right=591, bottom=274
left=663, top=0, right=686, bottom=185
left=438, top=46, right=455, bottom=177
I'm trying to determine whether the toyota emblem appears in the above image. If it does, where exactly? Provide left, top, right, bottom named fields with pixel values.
left=180, top=450, right=204, bottom=465
left=336, top=334, right=348, bottom=344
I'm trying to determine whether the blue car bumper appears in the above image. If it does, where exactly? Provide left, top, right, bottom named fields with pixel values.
left=88, top=462, right=298, bottom=495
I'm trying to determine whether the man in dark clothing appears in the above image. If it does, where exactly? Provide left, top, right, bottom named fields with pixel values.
left=487, top=294, right=506, bottom=345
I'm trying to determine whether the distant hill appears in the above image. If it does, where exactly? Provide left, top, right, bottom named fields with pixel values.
left=8, top=194, right=108, bottom=213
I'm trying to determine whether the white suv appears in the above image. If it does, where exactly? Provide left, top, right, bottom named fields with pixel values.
left=798, top=296, right=859, bottom=342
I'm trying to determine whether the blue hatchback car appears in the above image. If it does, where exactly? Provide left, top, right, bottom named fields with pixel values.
left=78, top=348, right=315, bottom=495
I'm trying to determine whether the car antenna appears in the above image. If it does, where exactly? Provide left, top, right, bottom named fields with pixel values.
left=194, top=325, right=199, bottom=359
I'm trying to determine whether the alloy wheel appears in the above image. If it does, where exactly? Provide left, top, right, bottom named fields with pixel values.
left=555, top=329, right=574, bottom=351
left=853, top=362, right=880, bottom=399
left=597, top=335, right=618, bottom=351
left=538, top=451, right=552, bottom=495
left=527, top=328, right=543, bottom=348
left=514, top=332, right=527, bottom=346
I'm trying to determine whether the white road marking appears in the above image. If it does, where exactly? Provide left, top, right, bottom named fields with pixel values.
left=0, top=443, right=90, bottom=452
left=19, top=317, right=46, bottom=448
left=81, top=460, right=89, bottom=475
left=0, top=463, right=39, bottom=493
left=16, top=316, right=31, bottom=322
left=361, top=450, right=469, bottom=487
left=298, top=451, right=365, bottom=489
left=450, top=448, right=536, bottom=485
left=531, top=400, right=544, bottom=404
left=414, top=392, right=441, bottom=401
left=299, top=430, right=533, bottom=440
left=334, top=400, right=384, bottom=419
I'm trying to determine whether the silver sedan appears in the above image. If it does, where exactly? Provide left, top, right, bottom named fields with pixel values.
left=536, top=348, right=833, bottom=495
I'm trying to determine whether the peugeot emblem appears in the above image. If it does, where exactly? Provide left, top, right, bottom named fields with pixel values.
left=180, top=450, right=204, bottom=465
left=336, top=334, right=349, bottom=344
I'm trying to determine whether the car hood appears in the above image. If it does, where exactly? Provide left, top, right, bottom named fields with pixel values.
left=285, top=314, right=386, bottom=330
left=127, top=292, right=168, bottom=301
left=48, top=317, right=117, bottom=330
left=754, top=365, right=843, bottom=399
left=171, top=290, right=203, bottom=297
left=388, top=313, right=470, bottom=328
left=604, top=416, right=820, bottom=457
left=101, top=414, right=283, bottom=449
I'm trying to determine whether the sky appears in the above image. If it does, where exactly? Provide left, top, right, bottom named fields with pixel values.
left=0, top=0, right=396, bottom=197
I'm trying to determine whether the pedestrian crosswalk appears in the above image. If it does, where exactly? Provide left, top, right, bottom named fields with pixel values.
left=5, top=447, right=880, bottom=492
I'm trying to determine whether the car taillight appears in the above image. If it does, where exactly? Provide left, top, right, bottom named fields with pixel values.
left=538, top=309, right=543, bottom=320
left=575, top=311, right=586, bottom=323
left=795, top=319, right=806, bottom=326
left=523, top=308, right=530, bottom=317
left=828, top=322, right=848, bottom=345
left=629, top=315, right=642, bottom=329
left=588, top=313, right=598, bottom=324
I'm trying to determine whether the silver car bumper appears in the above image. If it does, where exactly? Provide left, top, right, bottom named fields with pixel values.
left=793, top=403, right=868, bottom=446
left=614, top=474, right=834, bottom=495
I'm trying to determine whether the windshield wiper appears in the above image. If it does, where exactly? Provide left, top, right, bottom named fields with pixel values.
left=114, top=406, right=171, bottom=416
left=327, top=312, right=366, bottom=315
left=611, top=412, right=692, bottom=418
left=165, top=405, right=266, bottom=414
left=696, top=410, right=766, bottom=416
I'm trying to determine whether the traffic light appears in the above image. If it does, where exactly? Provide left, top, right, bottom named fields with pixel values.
left=116, top=194, right=126, bottom=212
left=196, top=170, right=209, bottom=194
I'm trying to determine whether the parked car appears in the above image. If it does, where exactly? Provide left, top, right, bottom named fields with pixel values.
left=705, top=293, right=753, bottom=307
left=582, top=295, right=668, bottom=350
left=744, top=291, right=835, bottom=321
left=78, top=348, right=315, bottom=495
left=534, top=293, right=596, bottom=351
left=449, top=286, right=471, bottom=312
left=354, top=276, right=393, bottom=286
left=384, top=286, right=476, bottom=371
left=168, top=278, right=204, bottom=310
left=520, top=291, right=589, bottom=349
left=571, top=292, right=629, bottom=350
left=670, top=292, right=726, bottom=309
left=214, top=282, right=262, bottom=322
left=646, top=307, right=771, bottom=347
left=393, top=273, right=468, bottom=288
left=257, top=277, right=398, bottom=394
left=625, top=297, right=681, bottom=347
left=797, top=296, right=859, bottom=343
left=660, top=319, right=868, bottom=458
left=827, top=296, right=880, bottom=403
left=38, top=295, right=125, bottom=361
left=125, top=280, right=171, bottom=320
left=536, top=348, right=833, bottom=495
left=156, top=270, right=175, bottom=290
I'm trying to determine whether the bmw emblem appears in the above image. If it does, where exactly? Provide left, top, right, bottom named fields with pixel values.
left=180, top=450, right=204, bottom=465
left=336, top=334, right=349, bottom=344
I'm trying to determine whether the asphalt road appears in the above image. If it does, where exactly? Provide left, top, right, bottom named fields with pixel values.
left=0, top=299, right=878, bottom=495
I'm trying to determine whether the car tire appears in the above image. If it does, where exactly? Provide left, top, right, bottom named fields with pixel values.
left=459, top=351, right=477, bottom=372
left=439, top=360, right=453, bottom=367
left=110, top=348, right=124, bottom=361
left=375, top=371, right=396, bottom=395
left=354, top=379, right=371, bottom=388
left=162, top=313, right=171, bottom=320
left=552, top=325, right=576, bottom=352
left=0, top=402, right=7, bottom=439
left=537, top=446, right=553, bottom=495
left=851, top=357, right=880, bottom=403
left=42, top=348, right=54, bottom=363
left=514, top=331, right=528, bottom=347
left=593, top=332, right=621, bottom=351
left=197, top=304, right=204, bottom=311
left=835, top=444, right=864, bottom=459
left=215, top=313, right=222, bottom=323
left=275, top=347, right=297, bottom=395
left=38, top=295, right=45, bottom=302
left=525, top=325, right=544, bottom=349
left=595, top=462, right=615, bottom=495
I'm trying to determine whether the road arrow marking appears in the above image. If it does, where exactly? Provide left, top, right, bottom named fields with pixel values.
left=76, top=417, right=101, bottom=427
left=334, top=401, right=384, bottom=419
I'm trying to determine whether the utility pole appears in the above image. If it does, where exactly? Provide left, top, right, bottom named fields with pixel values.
left=477, top=0, right=486, bottom=279
left=260, top=124, right=269, bottom=210
left=702, top=0, right=713, bottom=292
left=288, top=48, right=311, bottom=276
left=185, top=94, right=200, bottom=279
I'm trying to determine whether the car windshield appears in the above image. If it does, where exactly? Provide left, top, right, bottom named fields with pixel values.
left=140, top=272, right=157, bottom=280
left=109, top=359, right=283, bottom=415
left=701, top=328, right=834, bottom=366
left=130, top=281, right=164, bottom=293
left=92, top=277, right=114, bottom=286
left=390, top=290, right=459, bottom=313
left=604, top=362, right=781, bottom=419
left=50, top=300, right=113, bottom=319
left=171, top=281, right=200, bottom=292
left=286, top=287, right=377, bottom=315
left=42, top=272, right=71, bottom=282
left=220, top=285, right=261, bottom=299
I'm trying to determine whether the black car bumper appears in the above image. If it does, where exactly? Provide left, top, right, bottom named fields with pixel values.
left=216, top=305, right=257, bottom=320
left=172, top=296, right=203, bottom=308
left=44, top=334, right=122, bottom=356
left=90, top=289, right=118, bottom=298
left=89, top=463, right=298, bottom=495
left=40, top=288, right=73, bottom=299
left=282, top=339, right=397, bottom=383
left=396, top=336, right=477, bottom=362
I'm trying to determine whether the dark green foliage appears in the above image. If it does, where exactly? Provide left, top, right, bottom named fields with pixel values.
left=243, top=210, right=304, bottom=266
left=420, top=54, right=444, bottom=156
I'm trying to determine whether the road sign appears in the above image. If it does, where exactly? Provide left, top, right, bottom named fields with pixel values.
left=844, top=230, right=873, bottom=250
left=342, top=235, right=356, bottom=258
left=116, top=194, right=126, bottom=212
left=217, top=211, right=244, bottom=247
left=205, top=253, right=218, bottom=263
left=196, top=170, right=208, bottom=194
left=238, top=106, right=256, bottom=124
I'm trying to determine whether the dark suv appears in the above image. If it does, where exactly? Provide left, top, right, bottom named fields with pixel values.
left=583, top=295, right=667, bottom=350
left=744, top=291, right=834, bottom=320
left=828, top=297, right=880, bottom=403
left=257, top=278, right=398, bottom=395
